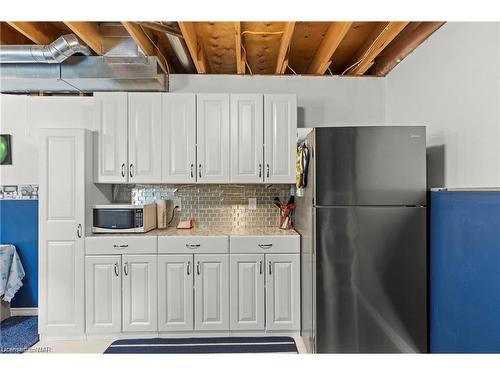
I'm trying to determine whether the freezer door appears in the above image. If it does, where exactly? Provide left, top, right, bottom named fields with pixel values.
left=315, top=127, right=426, bottom=206
left=315, top=206, right=427, bottom=353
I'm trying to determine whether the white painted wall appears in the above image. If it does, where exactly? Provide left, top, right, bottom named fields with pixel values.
left=0, top=95, right=95, bottom=185
left=170, top=75, right=386, bottom=127
left=386, top=22, right=500, bottom=188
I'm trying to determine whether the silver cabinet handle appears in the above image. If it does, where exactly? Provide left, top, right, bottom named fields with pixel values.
left=187, top=261, right=191, bottom=275
left=266, top=164, right=270, bottom=178
left=268, top=261, right=272, bottom=275
left=190, top=163, right=194, bottom=178
left=259, top=260, right=263, bottom=274
left=185, top=244, right=201, bottom=249
left=121, top=163, right=126, bottom=178
left=124, top=261, right=128, bottom=276
left=258, top=243, right=273, bottom=249
left=198, top=164, right=202, bottom=178
left=114, top=262, right=119, bottom=277
left=196, top=261, right=201, bottom=275
left=113, top=244, right=129, bottom=249
left=77, top=224, right=82, bottom=238
left=129, top=163, right=134, bottom=178
left=258, top=163, right=262, bottom=178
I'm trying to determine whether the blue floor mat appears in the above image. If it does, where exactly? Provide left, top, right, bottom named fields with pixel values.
left=104, top=336, right=298, bottom=354
left=0, top=316, right=39, bottom=354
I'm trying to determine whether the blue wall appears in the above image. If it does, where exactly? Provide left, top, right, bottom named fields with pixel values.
left=0, top=200, right=38, bottom=308
left=431, top=191, right=500, bottom=353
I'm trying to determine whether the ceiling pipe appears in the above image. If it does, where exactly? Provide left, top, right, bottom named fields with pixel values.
left=0, top=34, right=91, bottom=64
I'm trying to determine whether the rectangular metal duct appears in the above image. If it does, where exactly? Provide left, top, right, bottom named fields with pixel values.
left=0, top=56, right=168, bottom=93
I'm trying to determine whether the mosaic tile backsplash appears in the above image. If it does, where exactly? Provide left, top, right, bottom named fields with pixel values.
left=113, top=184, right=294, bottom=228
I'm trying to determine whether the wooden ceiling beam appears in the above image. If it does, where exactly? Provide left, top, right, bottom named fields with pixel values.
left=0, top=22, right=33, bottom=44
left=64, top=22, right=103, bottom=55
left=178, top=22, right=207, bottom=73
left=370, top=22, right=445, bottom=76
left=275, top=22, right=296, bottom=74
left=122, top=21, right=169, bottom=72
left=235, top=22, right=244, bottom=74
left=344, top=21, right=409, bottom=75
left=7, top=22, right=62, bottom=45
left=307, top=22, right=353, bottom=74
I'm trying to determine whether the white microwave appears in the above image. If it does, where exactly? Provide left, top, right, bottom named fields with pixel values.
left=92, top=204, right=157, bottom=233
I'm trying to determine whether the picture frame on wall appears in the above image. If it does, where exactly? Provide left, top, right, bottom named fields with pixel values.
left=0, top=134, right=12, bottom=165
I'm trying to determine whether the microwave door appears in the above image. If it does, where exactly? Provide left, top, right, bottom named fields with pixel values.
left=93, top=209, right=136, bottom=230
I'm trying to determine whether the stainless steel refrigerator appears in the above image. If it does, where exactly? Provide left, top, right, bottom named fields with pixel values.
left=295, top=126, right=427, bottom=353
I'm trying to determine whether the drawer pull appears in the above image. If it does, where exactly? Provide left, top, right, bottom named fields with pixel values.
left=186, top=244, right=201, bottom=249
left=258, top=243, right=273, bottom=249
left=113, top=244, right=129, bottom=248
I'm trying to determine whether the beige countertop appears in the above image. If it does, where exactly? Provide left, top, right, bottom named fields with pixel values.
left=88, top=227, right=298, bottom=237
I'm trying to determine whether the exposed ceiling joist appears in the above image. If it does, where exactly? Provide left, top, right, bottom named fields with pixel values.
left=235, top=22, right=244, bottom=74
left=275, top=22, right=296, bottom=74
left=369, top=22, right=445, bottom=76
left=307, top=22, right=353, bottom=75
left=122, top=21, right=169, bottom=72
left=178, top=22, right=207, bottom=73
left=64, top=22, right=103, bottom=55
left=7, top=22, right=61, bottom=45
left=137, top=22, right=183, bottom=38
left=344, top=21, right=409, bottom=75
left=0, top=22, right=33, bottom=44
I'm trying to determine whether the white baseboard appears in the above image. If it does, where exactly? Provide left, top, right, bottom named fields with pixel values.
left=11, top=307, right=38, bottom=316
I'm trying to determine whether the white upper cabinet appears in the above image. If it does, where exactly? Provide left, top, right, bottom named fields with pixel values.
left=230, top=94, right=264, bottom=183
left=38, top=129, right=86, bottom=337
left=94, top=92, right=128, bottom=183
left=162, top=94, right=197, bottom=183
left=264, top=94, right=297, bottom=183
left=128, top=93, right=162, bottom=183
left=85, top=255, right=122, bottom=334
left=265, top=253, right=300, bottom=331
left=158, top=255, right=194, bottom=332
left=122, top=254, right=158, bottom=332
left=230, top=254, right=265, bottom=331
left=197, top=94, right=230, bottom=183
left=194, top=254, right=229, bottom=331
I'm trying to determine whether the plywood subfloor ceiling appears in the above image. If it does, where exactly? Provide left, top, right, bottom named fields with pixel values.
left=0, top=21, right=444, bottom=76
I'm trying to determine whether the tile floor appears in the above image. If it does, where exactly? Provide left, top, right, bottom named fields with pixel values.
left=30, top=336, right=308, bottom=354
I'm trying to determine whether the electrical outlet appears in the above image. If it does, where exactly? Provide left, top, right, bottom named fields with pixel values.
left=248, top=198, right=257, bottom=210
left=174, top=197, right=182, bottom=211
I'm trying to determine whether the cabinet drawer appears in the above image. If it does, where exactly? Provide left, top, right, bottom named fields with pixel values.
left=230, top=236, right=300, bottom=253
left=158, top=236, right=228, bottom=254
left=85, top=236, right=157, bottom=255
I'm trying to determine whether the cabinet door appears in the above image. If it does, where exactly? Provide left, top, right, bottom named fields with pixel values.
left=266, top=254, right=300, bottom=331
left=122, top=254, right=158, bottom=332
left=85, top=256, right=121, bottom=334
left=128, top=93, right=162, bottom=183
left=162, top=93, right=197, bottom=183
left=230, top=94, right=264, bottom=183
left=158, top=255, right=194, bottom=331
left=264, top=94, right=297, bottom=183
left=197, top=94, right=230, bottom=183
left=194, top=254, right=229, bottom=331
left=38, top=129, right=85, bottom=337
left=94, top=92, right=128, bottom=183
left=230, top=254, right=265, bottom=331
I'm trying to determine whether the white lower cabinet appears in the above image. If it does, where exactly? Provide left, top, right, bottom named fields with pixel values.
left=158, top=255, right=194, bottom=331
left=122, top=254, right=158, bottom=332
left=85, top=254, right=157, bottom=334
left=265, top=254, right=301, bottom=331
left=85, top=256, right=122, bottom=334
left=230, top=254, right=265, bottom=331
left=194, top=254, right=229, bottom=331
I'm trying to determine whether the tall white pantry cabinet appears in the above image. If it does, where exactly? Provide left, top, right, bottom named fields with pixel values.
left=38, top=129, right=110, bottom=337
